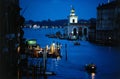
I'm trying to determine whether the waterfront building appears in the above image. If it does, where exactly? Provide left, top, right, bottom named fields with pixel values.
left=64, top=6, right=89, bottom=40
left=0, top=0, right=23, bottom=78
left=88, top=18, right=96, bottom=42
left=96, top=0, right=120, bottom=45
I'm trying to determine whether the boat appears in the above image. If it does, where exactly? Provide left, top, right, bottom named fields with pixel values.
left=85, top=63, right=97, bottom=73
left=74, top=41, right=80, bottom=45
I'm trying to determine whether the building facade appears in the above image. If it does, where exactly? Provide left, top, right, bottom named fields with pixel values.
left=64, top=6, right=89, bottom=40
left=96, top=0, right=120, bottom=45
left=88, top=18, right=96, bottom=42
left=0, top=0, right=23, bottom=78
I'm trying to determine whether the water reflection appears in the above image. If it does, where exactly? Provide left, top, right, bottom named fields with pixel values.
left=91, top=73, right=95, bottom=79
left=87, top=72, right=96, bottom=79
left=48, top=58, right=60, bottom=71
left=22, top=28, right=120, bottom=79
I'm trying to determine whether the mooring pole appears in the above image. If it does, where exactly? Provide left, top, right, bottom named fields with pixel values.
left=43, top=48, right=47, bottom=75
left=65, top=44, right=68, bottom=61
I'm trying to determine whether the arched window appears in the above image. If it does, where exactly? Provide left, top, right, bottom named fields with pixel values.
left=73, top=28, right=77, bottom=35
left=84, top=28, right=87, bottom=36
left=73, top=19, right=75, bottom=23
left=79, top=27, right=82, bottom=36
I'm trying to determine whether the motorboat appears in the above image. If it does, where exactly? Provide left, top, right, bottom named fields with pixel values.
left=85, top=63, right=97, bottom=73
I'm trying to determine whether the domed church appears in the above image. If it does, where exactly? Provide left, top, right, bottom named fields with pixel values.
left=64, top=6, right=89, bottom=40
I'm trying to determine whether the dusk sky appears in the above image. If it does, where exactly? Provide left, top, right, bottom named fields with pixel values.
left=20, top=0, right=108, bottom=21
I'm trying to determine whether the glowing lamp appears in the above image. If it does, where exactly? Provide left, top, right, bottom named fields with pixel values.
left=27, top=39, right=37, bottom=45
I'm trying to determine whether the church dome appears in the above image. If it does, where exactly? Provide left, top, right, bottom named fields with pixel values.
left=70, top=7, right=75, bottom=16
left=71, top=8, right=75, bottom=13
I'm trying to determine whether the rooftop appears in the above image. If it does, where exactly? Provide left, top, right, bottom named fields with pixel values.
left=97, top=1, right=118, bottom=10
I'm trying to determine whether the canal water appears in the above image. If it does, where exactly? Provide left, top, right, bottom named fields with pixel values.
left=23, top=28, right=120, bottom=79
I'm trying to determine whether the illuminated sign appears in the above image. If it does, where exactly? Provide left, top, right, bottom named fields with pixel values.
left=27, top=39, right=37, bottom=45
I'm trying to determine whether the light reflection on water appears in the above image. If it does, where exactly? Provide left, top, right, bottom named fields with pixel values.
left=47, top=58, right=59, bottom=71
left=91, top=73, right=95, bottom=79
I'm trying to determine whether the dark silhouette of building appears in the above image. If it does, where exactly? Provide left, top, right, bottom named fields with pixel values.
left=88, top=18, right=96, bottom=42
left=0, top=0, right=24, bottom=79
left=96, top=0, right=120, bottom=45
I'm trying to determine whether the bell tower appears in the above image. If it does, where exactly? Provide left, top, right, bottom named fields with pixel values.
left=68, top=6, right=78, bottom=25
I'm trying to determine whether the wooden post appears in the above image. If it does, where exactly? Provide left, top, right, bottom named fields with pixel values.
left=17, top=68, right=20, bottom=79
left=26, top=65, right=29, bottom=79
left=43, top=49, right=47, bottom=75
left=65, top=44, right=68, bottom=61
left=32, top=66, right=35, bottom=79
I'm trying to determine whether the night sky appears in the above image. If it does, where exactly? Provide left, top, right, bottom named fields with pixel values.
left=20, top=0, right=107, bottom=21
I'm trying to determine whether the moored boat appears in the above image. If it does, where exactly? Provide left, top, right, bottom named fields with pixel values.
left=85, top=63, right=97, bottom=73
